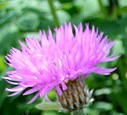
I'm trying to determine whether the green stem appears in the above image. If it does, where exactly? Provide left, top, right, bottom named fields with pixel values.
left=71, top=109, right=86, bottom=115
left=108, top=0, right=118, bottom=20
left=98, top=0, right=105, bottom=14
left=48, top=0, right=59, bottom=27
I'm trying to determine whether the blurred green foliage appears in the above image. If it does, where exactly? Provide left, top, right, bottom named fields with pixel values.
left=0, top=0, right=127, bottom=115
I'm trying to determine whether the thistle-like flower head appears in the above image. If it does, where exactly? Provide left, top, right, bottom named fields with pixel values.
left=4, top=23, right=119, bottom=104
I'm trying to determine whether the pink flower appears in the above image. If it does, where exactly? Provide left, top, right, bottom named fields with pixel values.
left=3, top=23, right=119, bottom=104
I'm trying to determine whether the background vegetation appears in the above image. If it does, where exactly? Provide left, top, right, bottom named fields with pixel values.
left=0, top=0, right=127, bottom=115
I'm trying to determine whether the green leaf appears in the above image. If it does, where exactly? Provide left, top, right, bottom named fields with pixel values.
left=0, top=24, right=22, bottom=55
left=84, top=108, right=99, bottom=115
left=48, top=90, right=56, bottom=101
left=94, top=102, right=113, bottom=111
left=112, top=39, right=125, bottom=55
left=16, top=13, right=39, bottom=31
left=57, top=10, right=71, bottom=24
left=0, top=2, right=8, bottom=9
left=0, top=55, right=6, bottom=73
left=94, top=88, right=112, bottom=96
left=36, top=102, right=62, bottom=111
left=41, top=111, right=58, bottom=115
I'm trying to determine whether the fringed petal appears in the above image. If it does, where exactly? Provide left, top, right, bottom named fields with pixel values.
left=6, top=86, right=24, bottom=92
left=23, top=87, right=40, bottom=95
left=56, top=86, right=62, bottom=96
left=93, top=67, right=117, bottom=75
left=27, top=93, right=40, bottom=104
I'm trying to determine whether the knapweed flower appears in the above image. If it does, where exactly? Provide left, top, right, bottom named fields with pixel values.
left=4, top=23, right=118, bottom=110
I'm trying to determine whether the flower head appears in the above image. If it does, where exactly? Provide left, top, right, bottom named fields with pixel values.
left=4, top=23, right=119, bottom=104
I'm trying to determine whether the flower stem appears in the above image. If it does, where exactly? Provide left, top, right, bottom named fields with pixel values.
left=98, top=0, right=105, bottom=13
left=48, top=0, right=59, bottom=27
left=108, top=0, right=119, bottom=20
left=71, top=109, right=86, bottom=115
